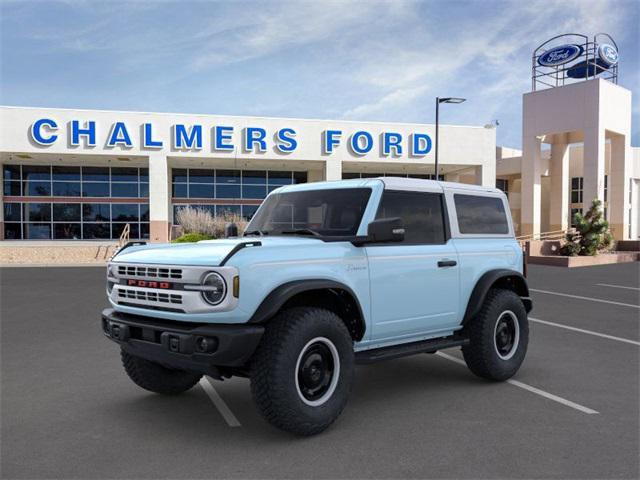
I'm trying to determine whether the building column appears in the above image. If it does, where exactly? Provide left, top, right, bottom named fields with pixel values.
left=307, top=169, right=324, bottom=183
left=549, top=136, right=570, bottom=232
left=521, top=135, right=543, bottom=237
left=510, top=178, right=522, bottom=235
left=324, top=159, right=342, bottom=181
left=445, top=172, right=460, bottom=183
left=474, top=163, right=495, bottom=188
left=148, top=153, right=171, bottom=243
left=609, top=133, right=631, bottom=240
left=582, top=126, right=606, bottom=210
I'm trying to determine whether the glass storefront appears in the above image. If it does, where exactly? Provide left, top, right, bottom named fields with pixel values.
left=3, top=164, right=309, bottom=239
left=3, top=165, right=148, bottom=240
left=171, top=168, right=307, bottom=223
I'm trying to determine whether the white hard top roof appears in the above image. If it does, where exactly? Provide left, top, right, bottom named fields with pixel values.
left=275, top=177, right=503, bottom=196
left=380, top=176, right=502, bottom=195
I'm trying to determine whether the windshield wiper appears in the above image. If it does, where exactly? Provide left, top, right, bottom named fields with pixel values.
left=280, top=228, right=322, bottom=237
left=243, top=230, right=266, bottom=237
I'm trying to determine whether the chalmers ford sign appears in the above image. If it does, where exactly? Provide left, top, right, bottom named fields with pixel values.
left=29, top=118, right=434, bottom=157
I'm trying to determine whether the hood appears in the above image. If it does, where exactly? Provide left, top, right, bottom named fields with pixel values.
left=112, top=236, right=323, bottom=266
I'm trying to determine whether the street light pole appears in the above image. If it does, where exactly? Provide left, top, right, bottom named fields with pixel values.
left=435, top=97, right=440, bottom=180
left=434, top=97, right=466, bottom=180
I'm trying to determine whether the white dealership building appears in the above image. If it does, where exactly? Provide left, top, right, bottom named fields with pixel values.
left=0, top=107, right=496, bottom=242
left=0, top=34, right=638, bottom=243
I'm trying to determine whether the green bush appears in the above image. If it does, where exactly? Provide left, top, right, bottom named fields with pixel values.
left=560, top=199, right=614, bottom=256
left=172, top=232, right=215, bottom=243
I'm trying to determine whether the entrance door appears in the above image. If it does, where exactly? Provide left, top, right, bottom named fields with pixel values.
left=366, top=189, right=460, bottom=344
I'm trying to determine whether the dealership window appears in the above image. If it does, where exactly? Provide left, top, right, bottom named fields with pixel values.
left=570, top=208, right=582, bottom=228
left=171, top=168, right=305, bottom=200
left=3, top=165, right=21, bottom=196
left=496, top=179, right=509, bottom=198
left=570, top=177, right=583, bottom=204
left=3, top=202, right=149, bottom=240
left=170, top=168, right=306, bottom=224
left=342, top=172, right=444, bottom=180
left=3, top=165, right=148, bottom=199
left=173, top=204, right=260, bottom=224
left=454, top=194, right=509, bottom=234
left=2, top=164, right=149, bottom=240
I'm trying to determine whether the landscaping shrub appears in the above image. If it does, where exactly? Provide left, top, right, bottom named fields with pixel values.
left=560, top=199, right=614, bottom=256
left=173, top=232, right=215, bottom=243
left=174, top=206, right=249, bottom=240
left=176, top=207, right=217, bottom=237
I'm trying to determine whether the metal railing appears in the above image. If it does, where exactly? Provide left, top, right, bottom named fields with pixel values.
left=531, top=33, right=618, bottom=91
left=516, top=228, right=577, bottom=247
left=118, top=223, right=131, bottom=248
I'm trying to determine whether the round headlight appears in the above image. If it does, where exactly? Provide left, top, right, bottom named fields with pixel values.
left=201, top=272, right=226, bottom=305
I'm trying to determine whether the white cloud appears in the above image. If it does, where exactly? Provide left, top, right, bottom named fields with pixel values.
left=338, top=0, right=633, bottom=123
left=190, top=0, right=411, bottom=71
left=2, top=0, right=636, bottom=146
left=342, top=84, right=428, bottom=119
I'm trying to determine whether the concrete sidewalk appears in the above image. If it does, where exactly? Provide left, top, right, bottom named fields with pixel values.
left=0, top=241, right=116, bottom=265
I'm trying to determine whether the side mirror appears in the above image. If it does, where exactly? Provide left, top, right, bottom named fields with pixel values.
left=352, top=217, right=405, bottom=245
left=224, top=222, right=239, bottom=238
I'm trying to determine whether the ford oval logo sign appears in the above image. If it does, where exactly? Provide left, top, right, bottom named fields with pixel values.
left=538, top=44, right=583, bottom=67
left=598, top=44, right=618, bottom=67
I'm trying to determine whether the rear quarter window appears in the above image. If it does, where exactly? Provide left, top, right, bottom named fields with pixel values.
left=454, top=194, right=509, bottom=235
left=375, top=190, right=446, bottom=244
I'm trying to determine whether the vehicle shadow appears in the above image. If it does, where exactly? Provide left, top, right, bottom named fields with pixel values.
left=100, top=352, right=487, bottom=442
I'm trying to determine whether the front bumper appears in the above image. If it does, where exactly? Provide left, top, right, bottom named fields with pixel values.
left=101, top=308, right=264, bottom=374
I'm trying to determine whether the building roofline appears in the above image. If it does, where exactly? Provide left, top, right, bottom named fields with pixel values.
left=0, top=104, right=488, bottom=130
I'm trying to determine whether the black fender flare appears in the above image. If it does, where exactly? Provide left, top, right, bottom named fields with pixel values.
left=248, top=279, right=365, bottom=328
left=462, top=269, right=532, bottom=325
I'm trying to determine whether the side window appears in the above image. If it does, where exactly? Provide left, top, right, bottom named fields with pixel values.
left=375, top=191, right=446, bottom=244
left=454, top=194, right=509, bottom=234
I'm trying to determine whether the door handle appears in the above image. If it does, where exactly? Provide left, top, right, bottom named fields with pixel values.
left=437, top=260, right=457, bottom=268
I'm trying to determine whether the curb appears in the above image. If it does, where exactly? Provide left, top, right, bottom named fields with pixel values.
left=0, top=263, right=106, bottom=268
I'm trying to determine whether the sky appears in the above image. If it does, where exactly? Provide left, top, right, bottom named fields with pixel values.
left=1, top=0, right=638, bottom=148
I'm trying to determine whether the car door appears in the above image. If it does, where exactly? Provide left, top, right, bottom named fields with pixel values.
left=365, top=189, right=460, bottom=345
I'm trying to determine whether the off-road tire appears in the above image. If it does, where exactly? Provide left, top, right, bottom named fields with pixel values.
left=250, top=307, right=355, bottom=436
left=121, top=349, right=202, bottom=395
left=462, top=288, right=529, bottom=381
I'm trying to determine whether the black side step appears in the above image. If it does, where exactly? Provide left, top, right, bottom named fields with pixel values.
left=355, top=336, right=469, bottom=364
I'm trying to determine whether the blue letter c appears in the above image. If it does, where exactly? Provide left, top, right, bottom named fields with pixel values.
left=31, top=118, right=58, bottom=145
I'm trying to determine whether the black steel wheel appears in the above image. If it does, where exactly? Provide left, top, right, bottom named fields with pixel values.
left=250, top=307, right=354, bottom=436
left=462, top=288, right=529, bottom=381
left=295, top=337, right=339, bottom=406
left=493, top=310, right=520, bottom=360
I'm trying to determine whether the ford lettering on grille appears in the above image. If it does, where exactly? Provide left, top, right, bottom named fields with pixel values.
left=126, top=279, right=173, bottom=289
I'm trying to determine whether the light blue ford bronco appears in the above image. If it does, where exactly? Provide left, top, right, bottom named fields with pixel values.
left=102, top=178, right=532, bottom=435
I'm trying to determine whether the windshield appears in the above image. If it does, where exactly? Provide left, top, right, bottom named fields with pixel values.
left=245, top=188, right=372, bottom=237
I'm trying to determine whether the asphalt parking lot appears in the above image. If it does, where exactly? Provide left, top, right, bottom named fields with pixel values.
left=1, top=263, right=638, bottom=479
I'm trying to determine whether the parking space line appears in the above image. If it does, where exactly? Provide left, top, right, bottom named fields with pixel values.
left=530, top=317, right=640, bottom=346
left=435, top=352, right=599, bottom=415
left=530, top=288, right=639, bottom=309
left=199, top=377, right=241, bottom=427
left=596, top=283, right=640, bottom=291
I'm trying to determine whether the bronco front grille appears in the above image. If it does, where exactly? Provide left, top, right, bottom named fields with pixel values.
left=117, top=288, right=183, bottom=305
left=117, top=265, right=182, bottom=280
